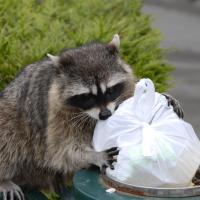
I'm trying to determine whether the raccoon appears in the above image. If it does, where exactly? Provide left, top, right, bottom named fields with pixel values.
left=0, top=35, right=183, bottom=200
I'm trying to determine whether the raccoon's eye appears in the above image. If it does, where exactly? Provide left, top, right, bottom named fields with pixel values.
left=106, top=82, right=124, bottom=101
left=67, top=93, right=96, bottom=110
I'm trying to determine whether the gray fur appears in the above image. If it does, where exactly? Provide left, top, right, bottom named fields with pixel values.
left=0, top=36, right=185, bottom=198
left=0, top=39, right=135, bottom=195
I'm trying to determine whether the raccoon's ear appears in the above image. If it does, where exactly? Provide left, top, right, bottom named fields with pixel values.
left=47, top=53, right=59, bottom=63
left=107, top=34, right=120, bottom=54
left=59, top=53, right=74, bottom=67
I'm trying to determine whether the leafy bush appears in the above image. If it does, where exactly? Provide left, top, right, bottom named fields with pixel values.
left=0, top=0, right=172, bottom=91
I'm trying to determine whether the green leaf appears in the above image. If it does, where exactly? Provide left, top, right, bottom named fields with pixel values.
left=0, top=0, right=173, bottom=92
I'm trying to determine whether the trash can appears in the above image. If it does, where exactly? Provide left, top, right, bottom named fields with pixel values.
left=0, top=187, right=48, bottom=200
left=72, top=168, right=200, bottom=200
left=2, top=169, right=200, bottom=200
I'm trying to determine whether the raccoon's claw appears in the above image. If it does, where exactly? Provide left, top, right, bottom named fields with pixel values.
left=162, top=93, right=184, bottom=119
left=0, top=181, right=25, bottom=200
left=192, top=176, right=200, bottom=185
left=100, top=147, right=119, bottom=174
left=192, top=167, right=200, bottom=185
left=106, top=147, right=120, bottom=157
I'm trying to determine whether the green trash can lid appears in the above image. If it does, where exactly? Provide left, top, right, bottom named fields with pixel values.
left=73, top=168, right=200, bottom=200
left=0, top=186, right=48, bottom=200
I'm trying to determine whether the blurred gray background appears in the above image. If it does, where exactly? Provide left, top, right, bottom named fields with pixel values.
left=143, top=0, right=200, bottom=134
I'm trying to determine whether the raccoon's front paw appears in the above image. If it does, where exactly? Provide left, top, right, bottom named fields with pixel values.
left=96, top=147, right=119, bottom=174
left=192, top=167, right=200, bottom=185
left=162, top=93, right=184, bottom=119
left=0, top=181, right=24, bottom=200
left=192, top=176, right=200, bottom=185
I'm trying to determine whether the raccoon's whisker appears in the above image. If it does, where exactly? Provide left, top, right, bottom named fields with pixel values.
left=74, top=115, right=84, bottom=128
left=83, top=114, right=96, bottom=128
left=69, top=111, right=84, bottom=118
left=87, top=117, right=95, bottom=128
left=115, top=94, right=125, bottom=101
left=69, top=113, right=86, bottom=121
left=118, top=93, right=130, bottom=99
left=71, top=112, right=85, bottom=116
left=115, top=94, right=129, bottom=103
left=83, top=115, right=91, bottom=128
left=69, top=113, right=86, bottom=123
left=87, top=116, right=94, bottom=128
left=80, top=115, right=90, bottom=127
left=71, top=111, right=85, bottom=116
left=80, top=114, right=93, bottom=129
left=70, top=114, right=86, bottom=128
left=72, top=113, right=90, bottom=129
left=71, top=116, right=85, bottom=128
left=70, top=119, right=81, bottom=127
left=76, top=115, right=88, bottom=129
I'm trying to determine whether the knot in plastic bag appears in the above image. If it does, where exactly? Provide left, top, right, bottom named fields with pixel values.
left=93, top=78, right=200, bottom=187
left=140, top=121, right=150, bottom=128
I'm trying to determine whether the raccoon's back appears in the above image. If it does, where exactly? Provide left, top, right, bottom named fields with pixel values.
left=2, top=60, right=57, bottom=135
left=0, top=89, right=53, bottom=184
left=0, top=98, right=26, bottom=176
left=2, top=60, right=56, bottom=100
left=0, top=60, right=57, bottom=168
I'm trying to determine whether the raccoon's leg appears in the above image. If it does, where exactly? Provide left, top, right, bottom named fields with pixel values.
left=162, top=93, right=184, bottom=118
left=192, top=167, right=200, bottom=185
left=100, top=147, right=119, bottom=174
left=68, top=146, right=119, bottom=173
left=0, top=154, right=25, bottom=200
left=85, top=147, right=119, bottom=171
left=0, top=181, right=25, bottom=200
left=52, top=173, right=67, bottom=200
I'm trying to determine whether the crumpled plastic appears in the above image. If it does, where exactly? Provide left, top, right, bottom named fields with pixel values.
left=93, top=78, right=200, bottom=187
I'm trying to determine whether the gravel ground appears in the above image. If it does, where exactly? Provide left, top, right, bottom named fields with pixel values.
left=143, top=0, right=200, bottom=134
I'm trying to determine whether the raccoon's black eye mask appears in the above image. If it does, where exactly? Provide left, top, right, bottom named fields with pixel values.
left=67, top=82, right=125, bottom=110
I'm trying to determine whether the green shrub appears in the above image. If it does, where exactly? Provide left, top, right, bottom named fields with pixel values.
left=0, top=0, right=172, bottom=92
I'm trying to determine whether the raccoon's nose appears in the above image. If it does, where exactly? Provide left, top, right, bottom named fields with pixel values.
left=99, top=109, right=112, bottom=120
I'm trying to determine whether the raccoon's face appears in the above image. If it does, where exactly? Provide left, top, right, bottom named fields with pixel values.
left=66, top=72, right=132, bottom=120
left=50, top=35, right=135, bottom=121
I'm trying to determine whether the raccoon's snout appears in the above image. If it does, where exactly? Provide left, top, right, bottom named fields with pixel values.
left=99, top=109, right=112, bottom=120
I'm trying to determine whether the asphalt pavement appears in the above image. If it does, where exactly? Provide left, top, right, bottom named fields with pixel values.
left=143, top=0, right=200, bottom=134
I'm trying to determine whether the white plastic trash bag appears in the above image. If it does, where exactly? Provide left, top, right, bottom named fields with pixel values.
left=93, top=78, right=200, bottom=188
